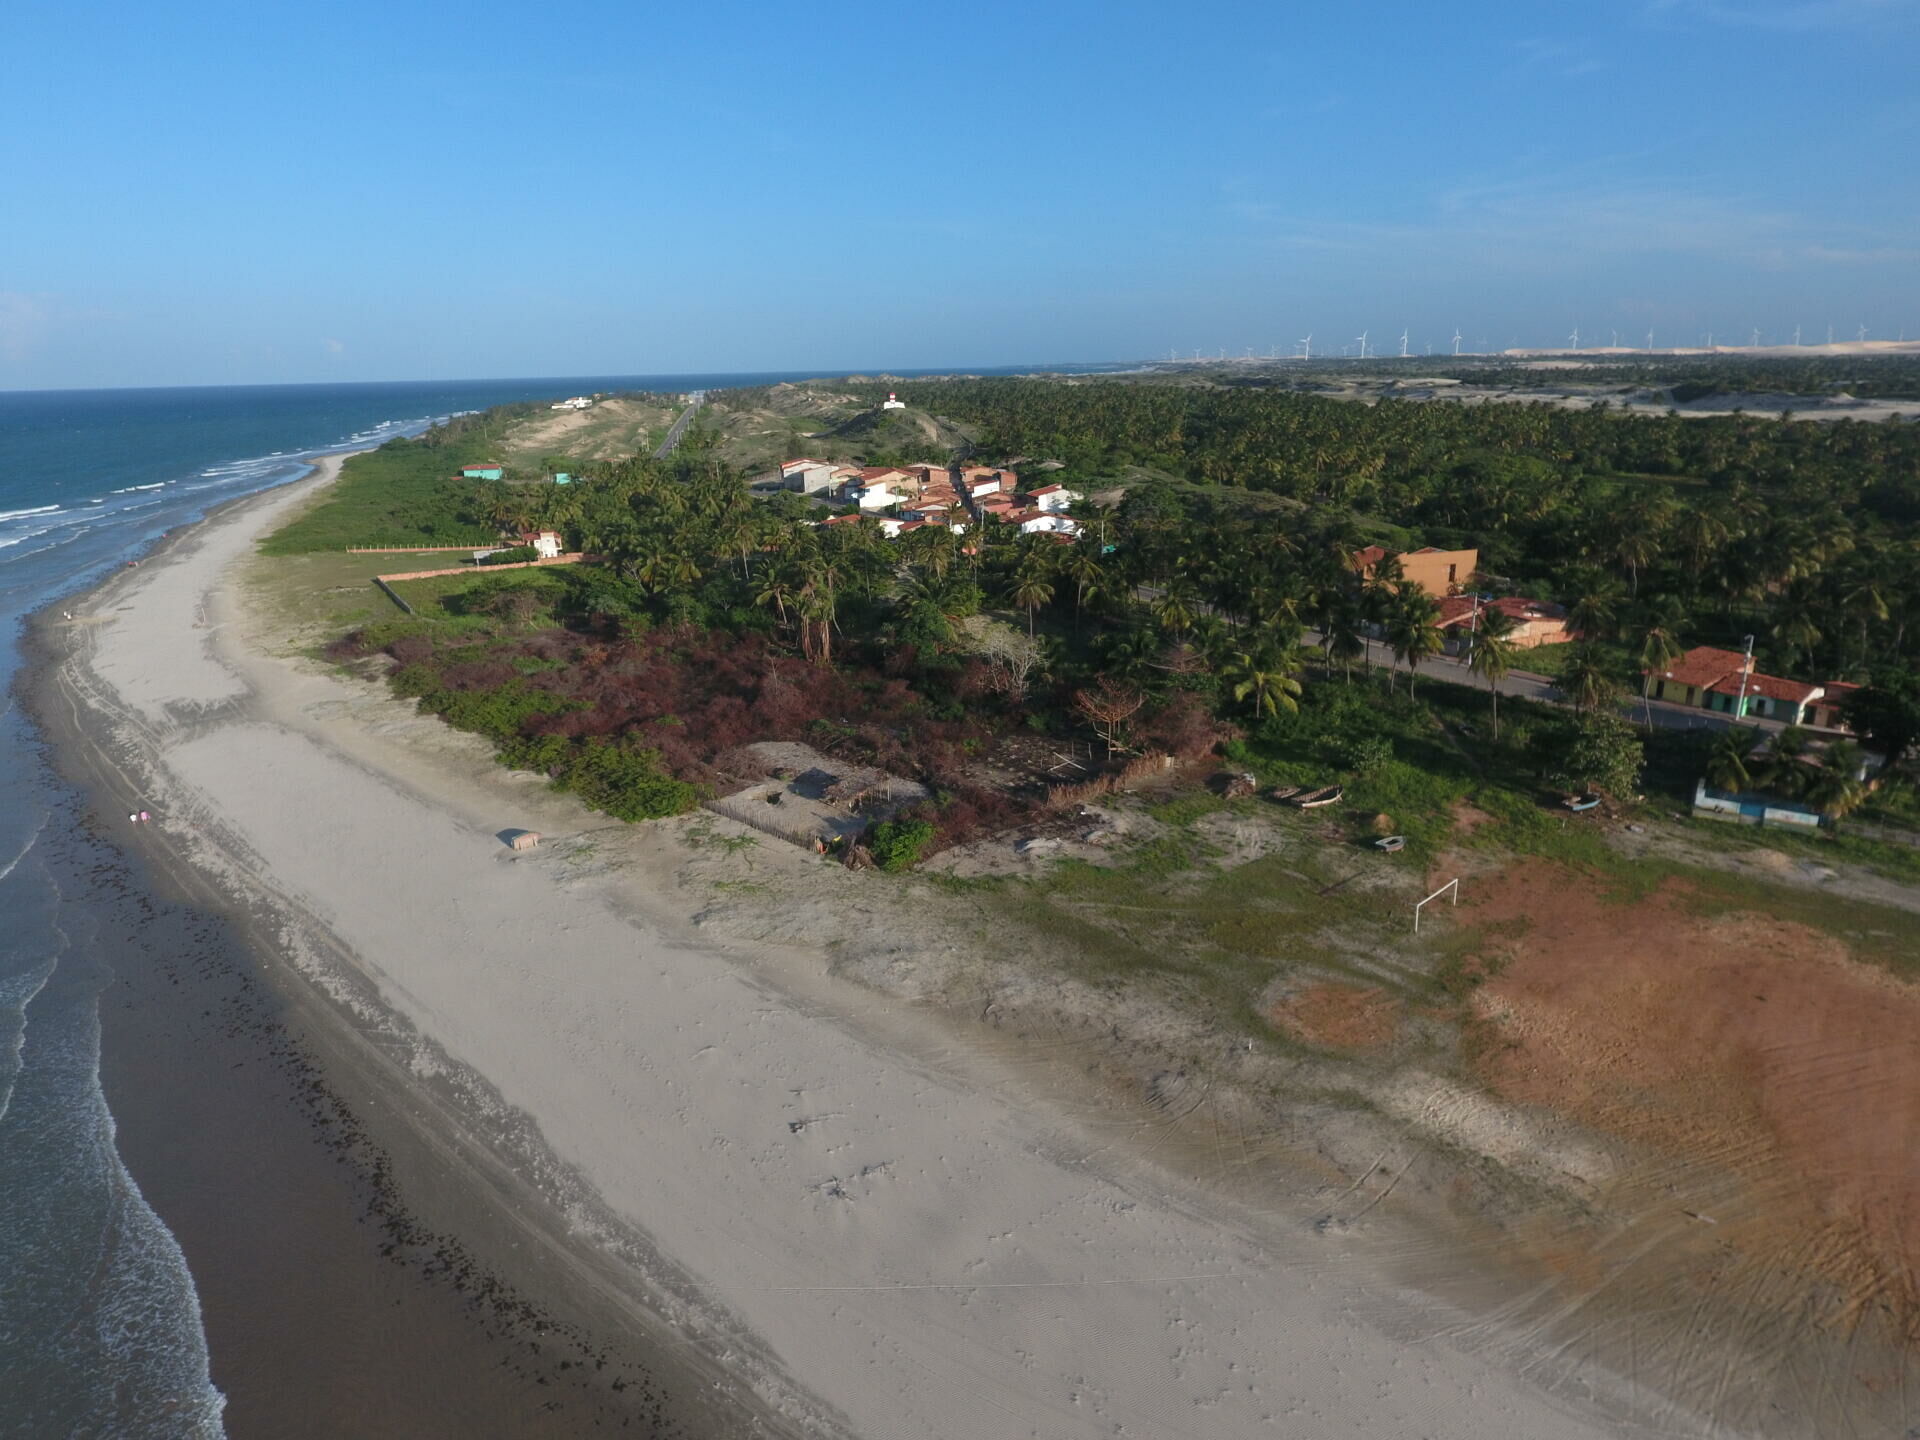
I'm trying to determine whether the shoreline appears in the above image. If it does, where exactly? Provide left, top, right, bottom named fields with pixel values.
left=21, top=461, right=768, bottom=1438
left=22, top=455, right=1784, bottom=1437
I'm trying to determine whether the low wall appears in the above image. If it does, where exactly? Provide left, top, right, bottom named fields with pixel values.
left=347, top=544, right=496, bottom=554
left=374, top=554, right=586, bottom=583
left=1692, top=780, right=1823, bottom=831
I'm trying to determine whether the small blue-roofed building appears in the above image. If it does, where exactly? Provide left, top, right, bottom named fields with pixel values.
left=551, top=472, right=571, bottom=485
left=460, top=462, right=505, bottom=480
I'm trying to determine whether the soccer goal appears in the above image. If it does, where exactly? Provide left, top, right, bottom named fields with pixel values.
left=1413, top=878, right=1459, bottom=934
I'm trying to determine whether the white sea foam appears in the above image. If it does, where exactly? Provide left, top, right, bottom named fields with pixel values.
left=109, top=484, right=167, bottom=495
left=0, top=505, right=62, bottom=523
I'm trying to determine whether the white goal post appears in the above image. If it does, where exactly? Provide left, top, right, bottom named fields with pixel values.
left=1414, top=878, right=1459, bottom=934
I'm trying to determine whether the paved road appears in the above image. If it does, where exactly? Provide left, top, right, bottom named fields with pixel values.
left=1328, top=631, right=1779, bottom=736
left=653, top=391, right=706, bottom=460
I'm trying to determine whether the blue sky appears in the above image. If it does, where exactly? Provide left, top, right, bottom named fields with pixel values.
left=2, top=0, right=1916, bottom=387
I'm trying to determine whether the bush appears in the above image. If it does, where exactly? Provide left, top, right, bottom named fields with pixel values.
left=1334, top=733, right=1393, bottom=777
left=553, top=741, right=698, bottom=820
left=416, top=679, right=575, bottom=741
left=867, top=818, right=936, bottom=872
left=1554, top=714, right=1645, bottom=799
left=480, top=545, right=537, bottom=566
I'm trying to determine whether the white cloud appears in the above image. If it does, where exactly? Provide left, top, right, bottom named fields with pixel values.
left=0, top=292, right=53, bottom=365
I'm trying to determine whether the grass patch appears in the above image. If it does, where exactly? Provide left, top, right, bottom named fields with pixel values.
left=1675, top=869, right=1920, bottom=981
left=263, top=437, right=498, bottom=554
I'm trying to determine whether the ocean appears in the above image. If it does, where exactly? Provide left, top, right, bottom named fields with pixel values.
left=0, top=369, right=1080, bottom=1436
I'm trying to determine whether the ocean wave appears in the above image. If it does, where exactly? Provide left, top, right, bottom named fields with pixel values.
left=109, top=483, right=168, bottom=495
left=0, top=972, right=227, bottom=1439
left=0, top=505, right=62, bottom=523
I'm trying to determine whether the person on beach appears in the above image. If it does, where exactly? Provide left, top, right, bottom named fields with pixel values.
left=129, top=813, right=139, bottom=823
left=139, top=811, right=150, bottom=823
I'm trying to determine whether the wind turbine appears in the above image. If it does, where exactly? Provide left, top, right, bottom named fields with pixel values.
left=1611, top=329, right=1620, bottom=349
left=1858, top=324, right=1870, bottom=343
left=1792, top=324, right=1801, bottom=347
left=1356, top=330, right=1370, bottom=359
left=1646, top=328, right=1655, bottom=350
left=1298, top=334, right=1312, bottom=360
left=1451, top=328, right=1464, bottom=356
left=1827, top=324, right=1835, bottom=345
left=1569, top=326, right=1580, bottom=350
left=1750, top=327, right=1761, bottom=348
left=1398, top=328, right=1410, bottom=358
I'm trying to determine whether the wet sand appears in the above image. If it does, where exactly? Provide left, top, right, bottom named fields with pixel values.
left=23, top=476, right=761, bottom=1438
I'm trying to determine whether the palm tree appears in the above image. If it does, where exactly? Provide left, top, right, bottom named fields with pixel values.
left=1561, top=643, right=1622, bottom=715
left=1009, top=565, right=1055, bottom=637
left=1755, top=725, right=1813, bottom=800
left=1319, top=600, right=1367, bottom=684
left=1804, top=740, right=1868, bottom=818
left=1151, top=580, right=1200, bottom=636
left=1063, top=545, right=1107, bottom=625
left=1567, top=578, right=1625, bottom=646
left=1638, top=626, right=1684, bottom=730
left=1468, top=607, right=1519, bottom=738
left=1383, top=591, right=1444, bottom=697
left=1705, top=726, right=1761, bottom=793
left=1615, top=495, right=1674, bottom=596
left=1222, top=649, right=1303, bottom=722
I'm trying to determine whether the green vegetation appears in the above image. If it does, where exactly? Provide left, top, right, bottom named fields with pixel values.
left=290, top=360, right=1919, bottom=867
left=264, top=437, right=498, bottom=553
left=867, top=818, right=937, bottom=872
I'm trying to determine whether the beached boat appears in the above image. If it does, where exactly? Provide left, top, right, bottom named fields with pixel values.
left=1564, top=794, right=1602, bottom=812
left=1374, top=834, right=1406, bottom=852
left=1294, top=785, right=1344, bottom=809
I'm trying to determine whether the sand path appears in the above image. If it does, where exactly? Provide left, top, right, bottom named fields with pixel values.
left=65, top=465, right=1658, bottom=1438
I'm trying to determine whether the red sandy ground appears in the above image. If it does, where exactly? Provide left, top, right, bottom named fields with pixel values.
left=1462, top=861, right=1920, bottom=1338
left=1270, top=982, right=1402, bottom=1051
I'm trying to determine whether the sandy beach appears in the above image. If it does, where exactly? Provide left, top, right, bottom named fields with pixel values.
left=39, top=460, right=1685, bottom=1438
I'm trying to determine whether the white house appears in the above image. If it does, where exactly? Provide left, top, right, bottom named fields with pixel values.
left=1026, top=483, right=1080, bottom=513
left=881, top=391, right=906, bottom=410
left=519, top=529, right=564, bottom=559
left=781, top=458, right=840, bottom=494
left=549, top=396, right=593, bottom=411
left=1016, top=511, right=1079, bottom=536
left=851, top=480, right=899, bottom=510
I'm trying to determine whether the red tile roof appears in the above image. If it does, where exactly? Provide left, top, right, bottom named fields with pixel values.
left=1821, top=680, right=1860, bottom=695
left=1656, top=645, right=1751, bottom=688
left=1435, top=595, right=1566, bottom=628
left=1707, top=672, right=1823, bottom=704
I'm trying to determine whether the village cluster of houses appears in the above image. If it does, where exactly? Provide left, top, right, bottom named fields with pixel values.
left=1354, top=544, right=1855, bottom=731
left=1354, top=545, right=1578, bottom=652
left=549, top=396, right=595, bottom=411
left=781, top=459, right=1082, bottom=540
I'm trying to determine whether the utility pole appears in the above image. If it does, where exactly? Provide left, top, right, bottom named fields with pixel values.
left=1732, top=634, right=1755, bottom=722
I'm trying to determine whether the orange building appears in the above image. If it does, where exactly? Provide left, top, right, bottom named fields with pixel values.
left=1351, top=545, right=1478, bottom=599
